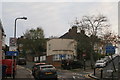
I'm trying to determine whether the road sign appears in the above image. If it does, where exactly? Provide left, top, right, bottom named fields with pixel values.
left=83, top=54, right=86, bottom=57
left=59, top=54, right=66, bottom=58
left=9, top=46, right=17, bottom=51
left=6, top=51, right=19, bottom=56
left=106, top=45, right=115, bottom=54
left=10, top=38, right=16, bottom=46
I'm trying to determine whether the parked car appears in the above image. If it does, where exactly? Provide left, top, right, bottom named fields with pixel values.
left=95, top=60, right=106, bottom=68
left=34, top=65, right=58, bottom=80
left=61, top=60, right=83, bottom=69
left=32, top=63, right=46, bottom=76
left=17, top=58, right=26, bottom=65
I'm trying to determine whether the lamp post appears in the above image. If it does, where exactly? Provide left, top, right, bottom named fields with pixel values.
left=12, top=17, right=27, bottom=79
left=14, top=17, right=27, bottom=38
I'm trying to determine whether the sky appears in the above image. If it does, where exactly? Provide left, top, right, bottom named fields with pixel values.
left=1, top=0, right=119, bottom=45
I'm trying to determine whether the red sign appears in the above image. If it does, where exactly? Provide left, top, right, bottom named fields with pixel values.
left=10, top=38, right=16, bottom=46
left=83, top=54, right=86, bottom=57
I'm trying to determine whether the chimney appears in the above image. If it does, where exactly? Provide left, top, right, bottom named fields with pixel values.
left=71, top=25, right=77, bottom=33
left=81, top=30, right=85, bottom=34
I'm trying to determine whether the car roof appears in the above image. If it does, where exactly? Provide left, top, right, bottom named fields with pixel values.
left=34, top=63, right=46, bottom=65
left=40, top=65, right=54, bottom=67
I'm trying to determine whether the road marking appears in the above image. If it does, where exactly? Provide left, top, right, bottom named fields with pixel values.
left=84, top=73, right=96, bottom=80
left=73, top=76, right=76, bottom=79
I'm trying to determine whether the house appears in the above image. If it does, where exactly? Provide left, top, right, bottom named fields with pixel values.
left=46, top=38, right=77, bottom=67
left=0, top=20, right=6, bottom=59
left=60, top=26, right=91, bottom=59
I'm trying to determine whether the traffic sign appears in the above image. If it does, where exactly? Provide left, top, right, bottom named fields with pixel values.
left=83, top=54, right=86, bottom=57
left=9, top=38, right=16, bottom=46
left=6, top=51, right=19, bottom=56
left=9, top=46, right=17, bottom=51
left=59, top=54, right=66, bottom=58
left=106, top=45, right=115, bottom=54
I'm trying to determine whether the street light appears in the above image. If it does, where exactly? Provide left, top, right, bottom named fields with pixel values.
left=14, top=17, right=27, bottom=38
left=12, top=17, right=27, bottom=79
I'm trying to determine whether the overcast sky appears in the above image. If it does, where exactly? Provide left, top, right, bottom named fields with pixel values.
left=1, top=1, right=119, bottom=45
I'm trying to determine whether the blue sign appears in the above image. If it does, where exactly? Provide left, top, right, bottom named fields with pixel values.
left=6, top=51, right=19, bottom=56
left=59, top=54, right=66, bottom=58
left=106, top=45, right=115, bottom=54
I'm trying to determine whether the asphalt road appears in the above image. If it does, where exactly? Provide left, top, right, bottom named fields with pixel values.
left=57, top=69, right=93, bottom=80
left=17, top=64, right=94, bottom=80
left=93, top=56, right=120, bottom=79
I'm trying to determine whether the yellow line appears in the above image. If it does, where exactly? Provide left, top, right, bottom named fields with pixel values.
left=84, top=73, right=97, bottom=80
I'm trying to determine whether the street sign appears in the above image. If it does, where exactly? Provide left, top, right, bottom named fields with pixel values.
left=9, top=46, right=17, bottom=51
left=6, top=51, right=19, bottom=56
left=83, top=54, right=86, bottom=57
left=106, top=45, right=115, bottom=54
left=59, top=54, right=66, bottom=58
left=9, top=38, right=17, bottom=46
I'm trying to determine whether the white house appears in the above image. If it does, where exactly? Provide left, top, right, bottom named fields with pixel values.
left=47, top=38, right=77, bottom=61
left=46, top=38, right=77, bottom=67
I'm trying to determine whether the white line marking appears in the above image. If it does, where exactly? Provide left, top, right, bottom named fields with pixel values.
left=73, top=76, right=76, bottom=79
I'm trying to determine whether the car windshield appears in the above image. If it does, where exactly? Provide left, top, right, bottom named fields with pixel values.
left=41, top=65, right=54, bottom=69
left=97, top=60, right=104, bottom=63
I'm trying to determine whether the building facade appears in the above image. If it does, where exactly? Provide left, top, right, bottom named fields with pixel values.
left=0, top=20, right=6, bottom=59
left=0, top=20, right=6, bottom=79
left=46, top=38, right=77, bottom=67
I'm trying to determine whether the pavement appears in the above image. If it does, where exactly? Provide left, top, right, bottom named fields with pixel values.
left=2, top=65, right=34, bottom=80
left=88, top=56, right=120, bottom=80
left=2, top=58, right=119, bottom=80
left=88, top=68, right=118, bottom=80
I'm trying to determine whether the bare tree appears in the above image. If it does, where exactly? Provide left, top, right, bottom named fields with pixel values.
left=74, top=14, right=110, bottom=68
left=101, top=31, right=118, bottom=46
left=75, top=14, right=110, bottom=36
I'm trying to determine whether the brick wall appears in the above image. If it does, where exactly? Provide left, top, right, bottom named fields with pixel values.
left=46, top=55, right=61, bottom=68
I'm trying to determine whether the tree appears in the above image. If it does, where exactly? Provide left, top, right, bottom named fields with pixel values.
left=74, top=14, right=110, bottom=68
left=101, top=31, right=118, bottom=45
left=24, top=27, right=44, bottom=39
left=75, top=14, right=110, bottom=36
left=17, top=27, right=46, bottom=59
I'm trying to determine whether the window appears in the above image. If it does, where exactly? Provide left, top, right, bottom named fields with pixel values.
left=53, top=54, right=60, bottom=61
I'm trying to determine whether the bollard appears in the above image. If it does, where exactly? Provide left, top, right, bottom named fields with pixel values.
left=94, top=68, right=96, bottom=76
left=112, top=71, right=114, bottom=80
left=118, top=62, right=120, bottom=80
left=84, top=59, right=86, bottom=71
left=101, top=69, right=103, bottom=79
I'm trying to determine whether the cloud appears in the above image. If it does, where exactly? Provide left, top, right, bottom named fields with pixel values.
left=2, top=2, right=118, bottom=45
left=2, top=0, right=119, bottom=2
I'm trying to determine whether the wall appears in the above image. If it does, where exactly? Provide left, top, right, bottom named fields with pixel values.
left=47, top=38, right=77, bottom=56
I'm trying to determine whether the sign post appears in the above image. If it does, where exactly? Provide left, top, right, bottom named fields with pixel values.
left=9, top=37, right=17, bottom=79
left=83, top=54, right=86, bottom=71
left=106, top=45, right=116, bottom=72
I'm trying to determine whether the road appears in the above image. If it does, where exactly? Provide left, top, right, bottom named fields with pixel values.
left=8, top=56, right=119, bottom=80
left=57, top=69, right=93, bottom=80
left=15, top=63, right=94, bottom=80
left=94, top=55, right=120, bottom=79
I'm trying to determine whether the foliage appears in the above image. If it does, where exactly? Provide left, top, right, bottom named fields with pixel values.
left=17, top=27, right=46, bottom=56
left=3, top=44, right=9, bottom=53
left=24, top=27, right=44, bottom=39
left=74, top=14, right=110, bottom=68
left=76, top=30, right=91, bottom=60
